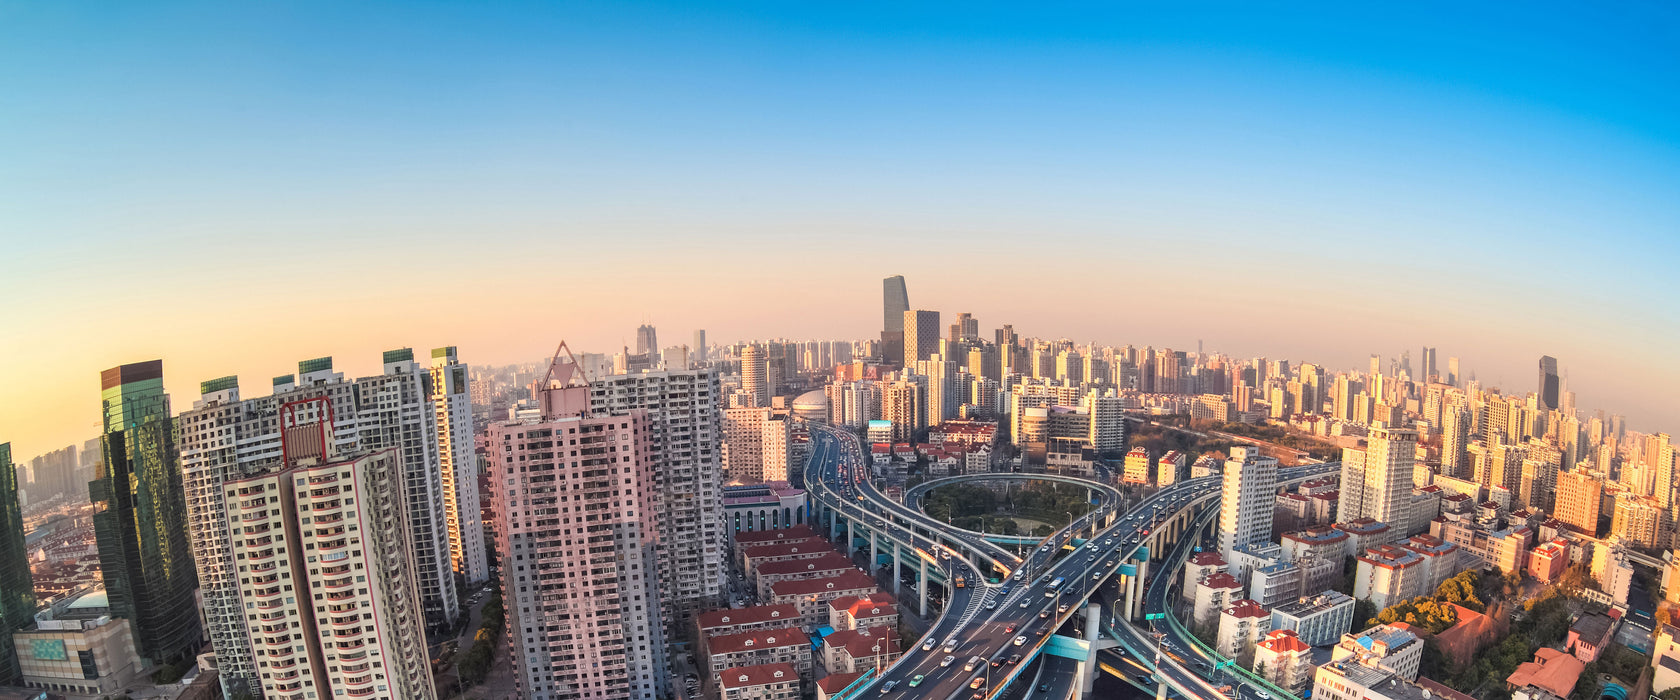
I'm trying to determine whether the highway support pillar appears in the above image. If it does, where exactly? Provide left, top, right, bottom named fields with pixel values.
left=1081, top=602, right=1102, bottom=697
left=919, top=559, right=929, bottom=618
left=893, top=545, right=902, bottom=598
left=829, top=507, right=838, bottom=541
left=845, top=521, right=855, bottom=556
left=1123, top=572, right=1138, bottom=621
left=870, top=528, right=878, bottom=570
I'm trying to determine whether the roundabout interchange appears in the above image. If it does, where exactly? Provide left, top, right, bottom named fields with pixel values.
left=803, top=423, right=1339, bottom=700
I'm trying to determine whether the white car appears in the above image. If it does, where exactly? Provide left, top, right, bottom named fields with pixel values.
left=1014, top=635, right=1028, bottom=646
left=985, top=601, right=997, bottom=610
left=922, top=638, right=937, bottom=651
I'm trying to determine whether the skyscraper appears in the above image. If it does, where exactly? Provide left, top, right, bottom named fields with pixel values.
left=430, top=347, right=488, bottom=586
left=1537, top=355, right=1559, bottom=411
left=1219, top=446, right=1278, bottom=565
left=591, top=363, right=727, bottom=644
left=1338, top=426, right=1417, bottom=525
left=491, top=352, right=666, bottom=700
left=1447, top=357, right=1461, bottom=388
left=91, top=360, right=201, bottom=666
left=741, top=345, right=768, bottom=407
left=179, top=353, right=462, bottom=697
left=903, top=309, right=941, bottom=364
left=1555, top=469, right=1603, bottom=536
left=881, top=276, right=909, bottom=365
left=693, top=329, right=708, bottom=364
left=226, top=403, right=437, bottom=700
left=635, top=323, right=659, bottom=356
left=0, top=443, right=35, bottom=686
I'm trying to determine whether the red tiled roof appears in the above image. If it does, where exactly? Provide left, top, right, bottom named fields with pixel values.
left=699, top=604, right=800, bottom=632
left=756, top=552, right=855, bottom=577
left=1258, top=629, right=1311, bottom=654
left=706, top=626, right=809, bottom=655
left=827, top=625, right=901, bottom=659
left=816, top=671, right=867, bottom=694
left=735, top=524, right=818, bottom=545
left=745, top=541, right=837, bottom=560
left=771, top=571, right=878, bottom=598
left=1201, top=572, right=1242, bottom=590
left=719, top=663, right=799, bottom=690
left=1224, top=599, right=1267, bottom=619
left=1189, top=551, right=1227, bottom=567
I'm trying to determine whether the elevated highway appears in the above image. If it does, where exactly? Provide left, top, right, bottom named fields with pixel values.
left=805, top=422, right=1338, bottom=700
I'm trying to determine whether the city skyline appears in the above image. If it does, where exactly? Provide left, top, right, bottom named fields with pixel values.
left=5, top=2, right=1680, bottom=456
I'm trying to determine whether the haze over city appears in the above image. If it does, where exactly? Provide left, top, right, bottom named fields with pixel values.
left=2, top=4, right=1679, bottom=700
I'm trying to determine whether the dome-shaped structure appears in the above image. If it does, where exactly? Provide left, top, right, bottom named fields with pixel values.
left=791, top=389, right=830, bottom=423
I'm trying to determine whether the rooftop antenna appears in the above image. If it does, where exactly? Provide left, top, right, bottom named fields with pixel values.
left=542, top=340, right=596, bottom=418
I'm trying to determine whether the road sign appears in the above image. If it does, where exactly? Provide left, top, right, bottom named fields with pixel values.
left=1145, top=613, right=1165, bottom=620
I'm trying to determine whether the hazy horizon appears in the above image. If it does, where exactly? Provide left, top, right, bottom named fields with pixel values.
left=4, top=2, right=1677, bottom=457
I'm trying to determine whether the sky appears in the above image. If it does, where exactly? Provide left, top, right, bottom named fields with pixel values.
left=2, top=1, right=1678, bottom=457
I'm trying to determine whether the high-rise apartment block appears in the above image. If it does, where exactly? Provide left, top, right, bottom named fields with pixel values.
left=1338, top=426, right=1417, bottom=526
left=902, top=310, right=941, bottom=365
left=179, top=353, right=464, bottom=696
left=1220, top=446, right=1279, bottom=565
left=224, top=406, right=437, bottom=700
left=0, top=443, right=36, bottom=685
left=590, top=365, right=727, bottom=636
left=741, top=346, right=768, bottom=408
left=91, top=361, right=201, bottom=667
left=490, top=355, right=665, bottom=700
left=722, top=408, right=791, bottom=483
left=431, top=347, right=489, bottom=586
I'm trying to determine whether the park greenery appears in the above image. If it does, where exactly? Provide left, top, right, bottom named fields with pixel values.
left=923, top=482, right=1096, bottom=537
left=1203, top=421, right=1343, bottom=461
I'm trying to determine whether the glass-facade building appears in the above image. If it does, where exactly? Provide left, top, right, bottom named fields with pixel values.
left=91, top=361, right=201, bottom=666
left=0, top=442, right=37, bottom=685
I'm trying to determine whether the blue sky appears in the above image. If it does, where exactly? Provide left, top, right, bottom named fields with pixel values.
left=2, top=1, right=1677, bottom=454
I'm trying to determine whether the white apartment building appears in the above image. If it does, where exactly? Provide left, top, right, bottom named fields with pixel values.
left=177, top=353, right=461, bottom=698
left=490, top=357, right=666, bottom=700
left=1270, top=591, right=1356, bottom=647
left=430, top=347, right=488, bottom=586
left=1220, top=446, right=1279, bottom=564
left=224, top=437, right=436, bottom=700
left=1339, top=425, right=1418, bottom=526
left=590, top=367, right=728, bottom=641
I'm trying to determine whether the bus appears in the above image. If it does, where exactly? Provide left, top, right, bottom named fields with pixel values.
left=1045, top=577, right=1066, bottom=597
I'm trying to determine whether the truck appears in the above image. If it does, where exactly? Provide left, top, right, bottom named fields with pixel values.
left=954, top=575, right=966, bottom=588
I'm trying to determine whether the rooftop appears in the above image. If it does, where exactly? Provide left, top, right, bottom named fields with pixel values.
left=1506, top=648, right=1586, bottom=699
left=699, top=604, right=800, bottom=632
left=705, top=626, right=810, bottom=655
left=770, top=570, right=877, bottom=597
left=1258, top=629, right=1311, bottom=654
left=719, top=662, right=800, bottom=690
left=1224, top=599, right=1268, bottom=619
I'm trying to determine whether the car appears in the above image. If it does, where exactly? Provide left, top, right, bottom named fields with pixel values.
left=985, top=601, right=997, bottom=610
left=941, top=655, right=956, bottom=667
left=879, top=681, right=897, bottom=694
left=908, top=675, right=925, bottom=688
left=1092, top=572, right=1101, bottom=580
left=1058, top=604, right=1070, bottom=613
left=991, top=657, right=1003, bottom=668
left=1040, top=545, right=1049, bottom=552
left=1008, top=653, right=1022, bottom=665
left=922, top=638, right=937, bottom=652
left=1038, top=684, right=1052, bottom=693
left=1012, top=571, right=1024, bottom=581
left=1039, top=610, right=1050, bottom=619
left=1137, top=675, right=1154, bottom=685
left=944, top=638, right=959, bottom=652
left=1020, top=600, right=1030, bottom=608
left=1087, top=555, right=1096, bottom=562
left=1256, top=692, right=1272, bottom=699
left=1005, top=624, right=1016, bottom=633
left=970, top=678, right=986, bottom=690
left=1014, top=635, right=1028, bottom=646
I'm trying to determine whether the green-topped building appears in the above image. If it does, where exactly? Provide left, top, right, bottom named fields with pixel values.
left=90, top=360, right=201, bottom=667
left=0, top=443, right=36, bottom=684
